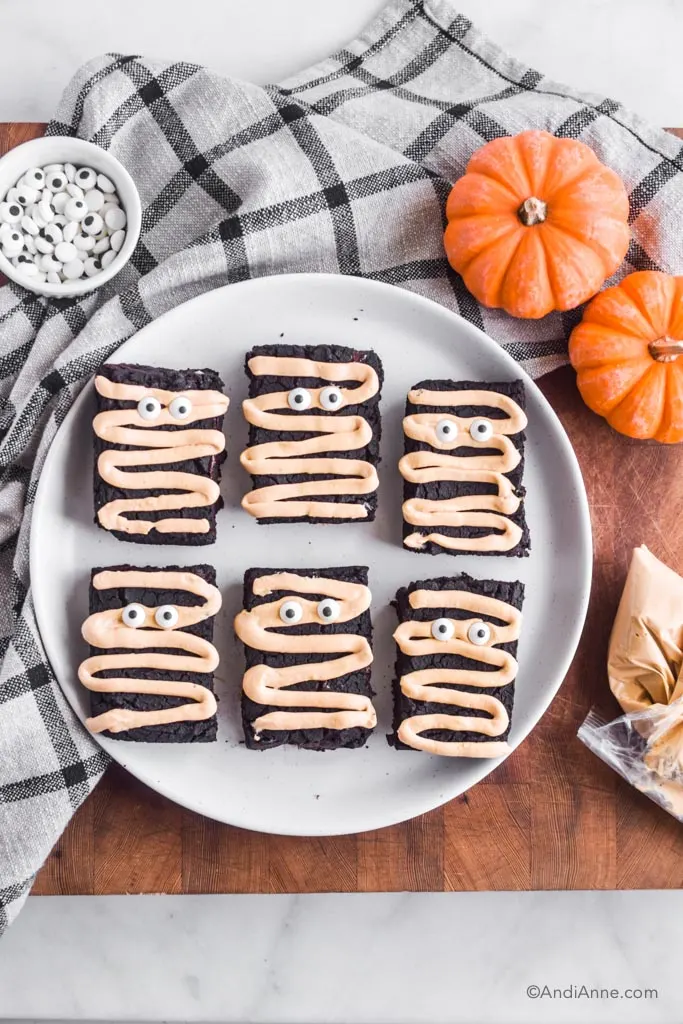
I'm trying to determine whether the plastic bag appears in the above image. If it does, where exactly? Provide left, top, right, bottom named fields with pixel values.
left=579, top=702, right=683, bottom=820
left=578, top=545, right=683, bottom=821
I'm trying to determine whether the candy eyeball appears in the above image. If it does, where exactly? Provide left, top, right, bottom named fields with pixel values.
left=122, top=603, right=146, bottom=628
left=65, top=198, right=87, bottom=222
left=105, top=206, right=126, bottom=232
left=2, top=200, right=22, bottom=223
left=82, top=212, right=104, bottom=237
left=467, top=621, right=491, bottom=646
left=52, top=192, right=70, bottom=215
left=169, top=396, right=193, bottom=420
left=155, top=605, right=179, bottom=629
left=280, top=600, right=304, bottom=624
left=469, top=418, right=494, bottom=442
left=84, top=257, right=103, bottom=277
left=84, top=189, right=104, bottom=212
left=76, top=167, right=97, bottom=191
left=431, top=618, right=455, bottom=641
left=435, top=418, right=458, bottom=443
left=44, top=224, right=63, bottom=246
left=46, top=172, right=67, bottom=193
left=97, top=173, right=116, bottom=194
left=288, top=387, right=312, bottom=411
left=1, top=202, right=23, bottom=224
left=3, top=230, right=23, bottom=251
left=63, top=258, right=85, bottom=281
left=22, top=168, right=45, bottom=189
left=15, top=186, right=38, bottom=207
left=137, top=395, right=162, bottom=420
left=320, top=385, right=343, bottom=411
left=317, top=598, right=341, bottom=623
left=55, top=242, right=77, bottom=264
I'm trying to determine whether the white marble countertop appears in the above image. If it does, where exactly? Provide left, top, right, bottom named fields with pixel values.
left=0, top=0, right=680, bottom=125
left=0, top=891, right=680, bottom=1023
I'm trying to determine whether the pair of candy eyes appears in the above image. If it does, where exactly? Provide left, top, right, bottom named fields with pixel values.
left=137, top=395, right=192, bottom=421
left=121, top=603, right=178, bottom=629
left=288, top=386, right=343, bottom=412
left=279, top=598, right=340, bottom=624
left=431, top=618, right=492, bottom=645
left=435, top=417, right=493, bottom=443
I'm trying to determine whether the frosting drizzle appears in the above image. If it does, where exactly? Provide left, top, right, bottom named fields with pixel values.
left=79, top=569, right=221, bottom=734
left=234, top=572, right=376, bottom=734
left=240, top=356, right=380, bottom=520
left=400, top=387, right=527, bottom=552
left=94, top=375, right=229, bottom=536
left=394, top=588, right=520, bottom=757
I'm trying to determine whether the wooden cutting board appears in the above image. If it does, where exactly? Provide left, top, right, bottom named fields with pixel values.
left=4, top=121, right=683, bottom=895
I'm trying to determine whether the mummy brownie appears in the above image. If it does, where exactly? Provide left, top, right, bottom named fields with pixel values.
left=399, top=380, right=529, bottom=556
left=78, top=564, right=221, bottom=742
left=391, top=574, right=524, bottom=757
left=234, top=567, right=377, bottom=750
left=93, top=363, right=229, bottom=544
left=240, top=345, right=383, bottom=523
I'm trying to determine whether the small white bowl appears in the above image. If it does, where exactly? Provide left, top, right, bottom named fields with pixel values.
left=0, top=136, right=142, bottom=299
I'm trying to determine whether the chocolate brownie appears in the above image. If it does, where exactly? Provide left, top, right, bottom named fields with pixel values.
left=401, top=379, right=529, bottom=556
left=241, top=345, right=383, bottom=523
left=236, top=565, right=376, bottom=750
left=390, top=573, right=524, bottom=755
left=93, top=362, right=228, bottom=545
left=82, top=563, right=220, bottom=743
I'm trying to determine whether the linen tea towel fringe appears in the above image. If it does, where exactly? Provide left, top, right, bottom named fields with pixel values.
left=3, top=0, right=683, bottom=934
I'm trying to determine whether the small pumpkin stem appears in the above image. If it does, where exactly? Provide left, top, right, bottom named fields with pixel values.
left=517, top=196, right=548, bottom=226
left=649, top=336, right=683, bottom=362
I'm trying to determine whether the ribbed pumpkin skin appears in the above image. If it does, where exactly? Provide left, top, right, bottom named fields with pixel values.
left=444, top=130, right=630, bottom=320
left=569, top=271, right=683, bottom=443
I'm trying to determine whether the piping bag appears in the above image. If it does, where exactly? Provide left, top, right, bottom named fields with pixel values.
left=578, top=544, right=683, bottom=820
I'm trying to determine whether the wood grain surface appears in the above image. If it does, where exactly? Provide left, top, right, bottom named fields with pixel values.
left=4, top=122, right=683, bottom=895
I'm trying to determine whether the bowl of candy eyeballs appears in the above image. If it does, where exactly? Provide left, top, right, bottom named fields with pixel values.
left=0, top=136, right=141, bottom=298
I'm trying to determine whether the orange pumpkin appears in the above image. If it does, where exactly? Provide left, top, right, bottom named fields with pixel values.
left=569, top=271, right=683, bottom=443
left=443, top=130, right=630, bottom=319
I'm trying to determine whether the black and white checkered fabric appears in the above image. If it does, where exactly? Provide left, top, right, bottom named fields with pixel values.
left=2, top=0, right=683, bottom=933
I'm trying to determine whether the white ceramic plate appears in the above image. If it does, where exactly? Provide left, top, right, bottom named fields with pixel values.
left=31, top=273, right=592, bottom=836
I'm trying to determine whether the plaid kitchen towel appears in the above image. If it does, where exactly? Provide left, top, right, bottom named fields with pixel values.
left=2, top=0, right=683, bottom=933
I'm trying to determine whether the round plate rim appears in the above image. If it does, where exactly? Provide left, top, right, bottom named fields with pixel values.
left=30, top=272, right=592, bottom=836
